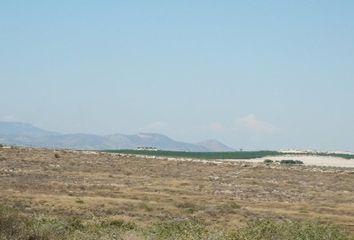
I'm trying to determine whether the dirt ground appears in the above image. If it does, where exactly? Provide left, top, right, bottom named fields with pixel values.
left=1, top=147, right=354, bottom=232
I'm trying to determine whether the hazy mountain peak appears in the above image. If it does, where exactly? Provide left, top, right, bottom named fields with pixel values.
left=137, top=132, right=164, bottom=138
left=197, top=139, right=234, bottom=152
left=137, top=132, right=170, bottom=138
left=0, top=121, right=58, bottom=137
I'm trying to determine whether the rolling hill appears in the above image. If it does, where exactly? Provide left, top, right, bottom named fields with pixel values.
left=0, top=121, right=234, bottom=151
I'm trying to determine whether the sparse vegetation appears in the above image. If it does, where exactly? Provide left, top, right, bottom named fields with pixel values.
left=147, top=219, right=212, bottom=240
left=176, top=202, right=200, bottom=214
left=0, top=147, right=354, bottom=239
left=105, top=219, right=137, bottom=230
left=0, top=207, right=352, bottom=240
left=228, top=219, right=353, bottom=240
left=217, top=202, right=241, bottom=214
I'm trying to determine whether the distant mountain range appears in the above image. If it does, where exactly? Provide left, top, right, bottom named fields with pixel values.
left=0, top=121, right=234, bottom=152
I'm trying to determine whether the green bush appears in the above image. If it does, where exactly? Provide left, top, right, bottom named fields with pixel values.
left=106, top=219, right=136, bottom=230
left=263, top=159, right=273, bottom=164
left=280, top=160, right=304, bottom=165
left=75, top=199, right=84, bottom=204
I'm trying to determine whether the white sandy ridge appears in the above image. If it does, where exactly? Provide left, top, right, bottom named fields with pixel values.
left=241, top=154, right=354, bottom=168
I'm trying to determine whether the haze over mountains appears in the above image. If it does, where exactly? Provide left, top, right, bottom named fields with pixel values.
left=0, top=122, right=234, bottom=152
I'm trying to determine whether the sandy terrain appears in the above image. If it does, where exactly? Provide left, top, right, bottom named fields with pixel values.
left=241, top=155, right=354, bottom=168
left=139, top=154, right=354, bottom=168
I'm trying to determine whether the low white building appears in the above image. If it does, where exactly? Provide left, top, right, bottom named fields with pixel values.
left=136, top=147, right=158, bottom=151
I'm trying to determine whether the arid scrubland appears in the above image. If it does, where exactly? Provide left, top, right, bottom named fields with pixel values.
left=0, top=147, right=354, bottom=239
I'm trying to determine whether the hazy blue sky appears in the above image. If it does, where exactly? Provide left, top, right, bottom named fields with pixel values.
left=1, top=1, right=353, bottom=151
